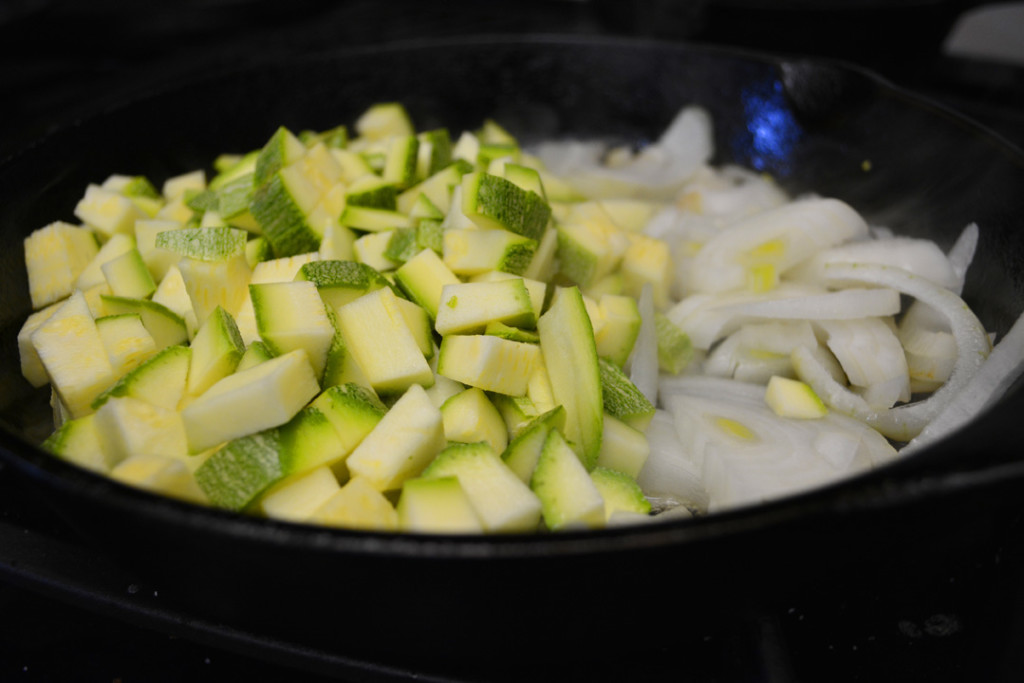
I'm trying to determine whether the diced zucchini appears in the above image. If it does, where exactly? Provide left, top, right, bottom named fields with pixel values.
left=155, top=226, right=247, bottom=262
left=310, top=382, right=386, bottom=455
left=598, top=357, right=655, bottom=431
left=488, top=393, right=540, bottom=438
left=32, top=290, right=115, bottom=418
left=590, top=466, right=651, bottom=521
left=236, top=340, right=275, bottom=372
left=185, top=306, right=245, bottom=397
left=397, top=476, right=483, bottom=534
left=18, top=302, right=61, bottom=387
left=421, top=441, right=541, bottom=533
left=442, top=228, right=537, bottom=277
left=42, top=413, right=108, bottom=473
left=537, top=286, right=603, bottom=469
left=354, top=102, right=414, bottom=140
left=250, top=166, right=323, bottom=257
left=460, top=172, right=551, bottom=241
left=333, top=287, right=433, bottom=395
left=259, top=465, right=340, bottom=523
left=353, top=231, right=400, bottom=272
left=346, top=383, right=445, bottom=492
left=74, top=184, right=147, bottom=239
left=295, top=259, right=390, bottom=310
left=595, top=294, right=641, bottom=368
left=435, top=279, right=536, bottom=336
left=99, top=294, right=189, bottom=349
left=110, top=453, right=206, bottom=504
left=95, top=313, right=159, bottom=379
left=250, top=280, right=335, bottom=377
left=253, top=126, right=306, bottom=187
left=135, top=219, right=183, bottom=282
left=276, top=406, right=349, bottom=478
left=595, top=414, right=649, bottom=479
left=501, top=406, right=566, bottom=484
left=397, top=160, right=473, bottom=215
left=345, top=176, right=398, bottom=210
left=181, top=349, right=320, bottom=453
left=394, top=247, right=461, bottom=319
left=382, top=135, right=419, bottom=189
left=101, top=248, right=157, bottom=299
left=151, top=264, right=198, bottom=339
left=440, top=387, right=508, bottom=455
left=655, top=312, right=693, bottom=374
left=531, top=429, right=605, bottom=531
left=92, top=344, right=191, bottom=412
left=93, top=395, right=189, bottom=466
left=75, top=233, right=136, bottom=291
left=309, top=476, right=398, bottom=531
left=23, top=221, right=99, bottom=310
left=194, top=429, right=284, bottom=511
left=437, top=334, right=541, bottom=397
left=416, top=128, right=453, bottom=178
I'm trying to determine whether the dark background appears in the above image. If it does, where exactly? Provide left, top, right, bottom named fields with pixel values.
left=2, top=2, right=1024, bottom=681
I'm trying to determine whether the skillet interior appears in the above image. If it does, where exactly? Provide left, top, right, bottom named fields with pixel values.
left=1, top=37, right=1023, bottom=657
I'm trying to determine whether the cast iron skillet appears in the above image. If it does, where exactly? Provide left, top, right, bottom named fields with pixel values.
left=1, top=36, right=1023, bottom=660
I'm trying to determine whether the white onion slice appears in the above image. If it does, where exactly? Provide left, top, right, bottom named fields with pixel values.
left=531, top=107, right=713, bottom=200
left=636, top=409, right=709, bottom=512
left=817, top=318, right=910, bottom=410
left=947, top=222, right=979, bottom=294
left=788, top=237, right=959, bottom=290
left=903, top=308, right=1024, bottom=453
left=660, top=377, right=896, bottom=511
left=629, top=284, right=659, bottom=405
left=669, top=285, right=901, bottom=350
left=684, top=197, right=869, bottom=294
left=801, top=263, right=993, bottom=440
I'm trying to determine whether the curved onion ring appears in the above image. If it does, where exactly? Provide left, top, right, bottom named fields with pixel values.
left=794, top=263, right=991, bottom=441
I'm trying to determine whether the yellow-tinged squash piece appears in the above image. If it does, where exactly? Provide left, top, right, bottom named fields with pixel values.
left=334, top=287, right=433, bottom=395
left=31, top=290, right=115, bottom=418
left=398, top=476, right=484, bottom=534
left=436, top=334, right=541, bottom=397
left=309, top=476, right=399, bottom=531
left=110, top=453, right=207, bottom=504
left=18, top=301, right=61, bottom=387
left=93, top=395, right=189, bottom=466
left=440, top=387, right=509, bottom=455
left=23, top=221, right=99, bottom=310
left=764, top=375, right=828, bottom=419
left=181, top=348, right=321, bottom=453
left=259, top=465, right=341, bottom=523
left=345, top=383, right=445, bottom=492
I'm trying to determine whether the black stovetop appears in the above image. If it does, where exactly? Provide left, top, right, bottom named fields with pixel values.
left=3, top=3, right=1024, bottom=681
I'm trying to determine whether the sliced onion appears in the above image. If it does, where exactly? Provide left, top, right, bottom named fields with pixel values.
left=947, top=222, right=979, bottom=294
left=805, top=263, right=992, bottom=440
left=901, top=327, right=958, bottom=387
left=675, top=164, right=789, bottom=220
left=531, top=107, right=713, bottom=200
left=788, top=237, right=960, bottom=290
left=628, top=283, right=659, bottom=405
left=668, top=285, right=901, bottom=350
left=703, top=321, right=816, bottom=383
left=903, top=308, right=1024, bottom=453
left=684, top=197, right=869, bottom=294
left=660, top=377, right=896, bottom=511
left=817, top=318, right=910, bottom=410
left=636, top=409, right=709, bottom=513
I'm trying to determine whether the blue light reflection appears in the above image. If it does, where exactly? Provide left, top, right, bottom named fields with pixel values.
left=735, top=79, right=801, bottom=175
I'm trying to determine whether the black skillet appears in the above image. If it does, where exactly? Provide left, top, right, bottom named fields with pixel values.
left=1, top=36, right=1023, bottom=665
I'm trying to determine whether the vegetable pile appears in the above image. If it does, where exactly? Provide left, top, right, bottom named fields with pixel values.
left=18, top=101, right=1022, bottom=532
